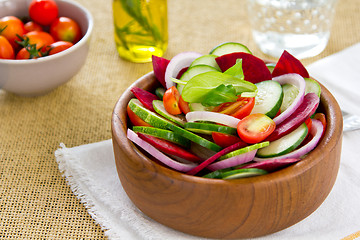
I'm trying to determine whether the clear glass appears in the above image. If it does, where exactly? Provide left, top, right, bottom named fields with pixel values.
left=247, top=0, right=338, bottom=59
left=113, top=0, right=168, bottom=63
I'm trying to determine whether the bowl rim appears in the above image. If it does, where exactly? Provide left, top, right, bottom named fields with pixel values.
left=112, top=71, right=343, bottom=185
left=0, top=0, right=94, bottom=65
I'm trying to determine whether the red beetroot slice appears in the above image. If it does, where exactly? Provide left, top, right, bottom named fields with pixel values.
left=152, top=55, right=170, bottom=88
left=215, top=52, right=272, bottom=83
left=186, top=141, right=248, bottom=176
left=137, top=132, right=202, bottom=163
left=272, top=50, right=310, bottom=78
left=131, top=87, right=159, bottom=111
left=176, top=67, right=189, bottom=79
left=266, top=92, right=320, bottom=142
left=237, top=158, right=300, bottom=172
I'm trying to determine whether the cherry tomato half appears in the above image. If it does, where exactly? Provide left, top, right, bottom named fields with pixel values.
left=50, top=17, right=82, bottom=43
left=163, top=86, right=182, bottom=115
left=213, top=97, right=255, bottom=120
left=237, top=113, right=276, bottom=144
left=127, top=104, right=151, bottom=127
left=178, top=95, right=190, bottom=115
left=0, top=36, right=14, bottom=59
left=48, top=41, right=73, bottom=55
left=0, top=16, right=25, bottom=50
left=29, top=0, right=59, bottom=26
left=212, top=132, right=247, bottom=148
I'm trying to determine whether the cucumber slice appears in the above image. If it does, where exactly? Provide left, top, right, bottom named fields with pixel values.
left=128, top=99, right=175, bottom=129
left=170, top=124, right=222, bottom=152
left=219, top=141, right=269, bottom=160
left=256, top=123, right=308, bottom=158
left=188, top=102, right=213, bottom=112
left=280, top=83, right=299, bottom=113
left=132, top=126, right=190, bottom=148
left=190, top=54, right=221, bottom=71
left=203, top=168, right=267, bottom=179
left=155, top=87, right=166, bottom=100
left=178, top=65, right=219, bottom=94
left=266, top=63, right=276, bottom=73
left=251, top=80, right=283, bottom=118
left=184, top=122, right=237, bottom=135
left=209, top=42, right=252, bottom=56
left=305, top=78, right=321, bottom=97
left=153, top=100, right=187, bottom=127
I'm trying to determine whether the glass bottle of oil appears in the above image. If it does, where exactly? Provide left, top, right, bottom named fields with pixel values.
left=113, top=0, right=168, bottom=63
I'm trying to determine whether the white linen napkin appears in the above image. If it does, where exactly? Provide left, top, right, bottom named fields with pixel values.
left=55, top=43, right=360, bottom=240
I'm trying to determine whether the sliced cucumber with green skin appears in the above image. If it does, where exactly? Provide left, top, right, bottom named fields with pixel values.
left=153, top=100, right=187, bottom=127
left=209, top=42, right=252, bottom=56
left=169, top=124, right=222, bottom=152
left=219, top=141, right=269, bottom=160
left=177, top=65, right=219, bottom=94
left=305, top=78, right=321, bottom=97
left=203, top=168, right=267, bottom=179
left=155, top=87, right=166, bottom=100
left=128, top=99, right=174, bottom=129
left=132, top=126, right=190, bottom=148
left=251, top=80, right=283, bottom=118
left=190, top=54, right=221, bottom=71
left=184, top=122, right=237, bottom=135
left=256, top=123, right=308, bottom=158
left=280, top=83, right=299, bottom=113
left=188, top=102, right=214, bottom=112
left=266, top=63, right=276, bottom=73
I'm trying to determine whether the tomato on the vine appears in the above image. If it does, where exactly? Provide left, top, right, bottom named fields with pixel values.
left=25, top=31, right=55, bottom=49
left=0, top=36, right=14, bottom=59
left=163, top=86, right=182, bottom=115
left=48, top=41, right=73, bottom=55
left=29, top=0, right=59, bottom=26
left=0, top=16, right=25, bottom=49
left=213, top=97, right=255, bottom=119
left=50, top=17, right=82, bottom=43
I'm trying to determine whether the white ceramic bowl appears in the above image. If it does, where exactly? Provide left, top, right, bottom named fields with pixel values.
left=0, top=0, right=93, bottom=96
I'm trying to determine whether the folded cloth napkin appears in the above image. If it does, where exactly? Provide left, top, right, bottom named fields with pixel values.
left=55, top=43, right=360, bottom=240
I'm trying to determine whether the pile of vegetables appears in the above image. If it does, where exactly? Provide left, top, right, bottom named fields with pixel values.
left=126, top=42, right=327, bottom=179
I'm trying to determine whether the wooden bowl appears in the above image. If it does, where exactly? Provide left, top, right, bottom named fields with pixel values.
left=111, top=72, right=343, bottom=239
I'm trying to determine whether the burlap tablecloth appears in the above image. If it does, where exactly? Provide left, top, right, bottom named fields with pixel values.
left=1, top=0, right=359, bottom=239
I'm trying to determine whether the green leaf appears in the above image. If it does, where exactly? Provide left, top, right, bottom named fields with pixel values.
left=201, top=84, right=237, bottom=106
left=224, top=59, right=244, bottom=79
left=181, top=71, right=257, bottom=103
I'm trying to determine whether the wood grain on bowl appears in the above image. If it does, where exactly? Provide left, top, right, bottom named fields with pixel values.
left=111, top=72, right=342, bottom=239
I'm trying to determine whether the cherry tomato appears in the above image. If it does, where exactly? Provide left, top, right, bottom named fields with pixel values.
left=237, top=113, right=276, bottom=144
left=212, top=132, right=247, bottom=148
left=127, top=105, right=151, bottom=127
left=0, top=36, right=14, bottom=59
left=178, top=96, right=190, bottom=115
left=24, top=21, right=43, bottom=32
left=163, top=86, right=182, bottom=115
left=16, top=47, right=33, bottom=60
left=48, top=41, right=73, bottom=55
left=213, top=97, right=255, bottom=119
left=50, top=17, right=82, bottom=43
left=0, top=16, right=25, bottom=50
left=25, top=31, right=55, bottom=49
left=304, top=118, right=312, bottom=132
left=29, top=0, right=59, bottom=26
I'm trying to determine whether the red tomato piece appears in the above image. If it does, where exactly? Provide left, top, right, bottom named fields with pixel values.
left=163, top=86, right=182, bottom=115
left=50, top=17, right=82, bottom=43
left=0, top=16, right=25, bottom=50
left=24, top=21, right=43, bottom=32
left=29, top=0, right=59, bottom=26
left=48, top=41, right=73, bottom=55
left=212, top=132, right=247, bottom=148
left=0, top=36, right=14, bottom=59
left=237, top=113, right=276, bottom=144
left=127, top=105, right=151, bottom=127
left=213, top=97, right=255, bottom=119
left=178, top=96, right=190, bottom=115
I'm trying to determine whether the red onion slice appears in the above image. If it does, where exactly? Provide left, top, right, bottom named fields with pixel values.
left=254, top=119, right=324, bottom=162
left=186, top=111, right=240, bottom=128
left=127, top=129, right=197, bottom=172
left=207, top=149, right=257, bottom=171
left=164, top=51, right=203, bottom=89
left=272, top=73, right=306, bottom=125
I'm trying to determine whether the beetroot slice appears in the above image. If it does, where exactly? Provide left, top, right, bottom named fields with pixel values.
left=131, top=87, right=159, bottom=111
left=237, top=158, right=300, bottom=172
left=215, top=52, right=272, bottom=83
left=176, top=67, right=189, bottom=79
left=272, top=50, right=310, bottom=78
left=137, top=133, right=202, bottom=163
left=152, top=55, right=170, bottom=88
left=266, top=92, right=320, bottom=142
